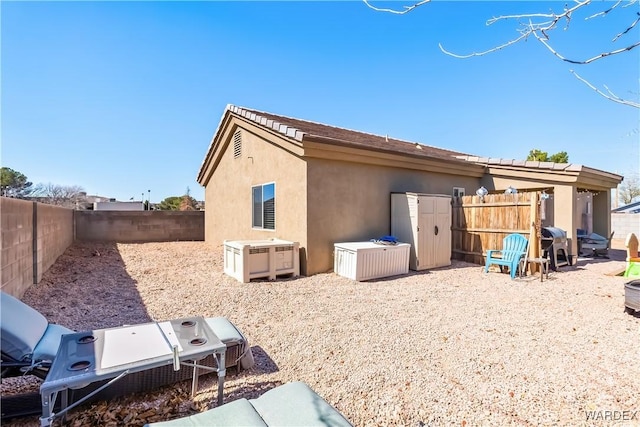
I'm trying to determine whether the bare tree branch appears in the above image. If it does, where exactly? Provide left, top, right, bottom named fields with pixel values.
left=483, top=0, right=589, bottom=32
left=570, top=70, right=640, bottom=108
left=30, top=183, right=86, bottom=207
left=362, top=0, right=431, bottom=15
left=441, top=0, right=640, bottom=66
left=533, top=31, right=640, bottom=64
left=438, top=32, right=529, bottom=58
left=612, top=13, right=640, bottom=42
left=368, top=0, right=639, bottom=108
left=618, top=171, right=640, bottom=204
left=585, top=0, right=624, bottom=20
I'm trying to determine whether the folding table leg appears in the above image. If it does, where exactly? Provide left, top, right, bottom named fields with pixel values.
left=40, top=389, right=58, bottom=427
left=191, top=362, right=199, bottom=397
left=216, top=351, right=226, bottom=406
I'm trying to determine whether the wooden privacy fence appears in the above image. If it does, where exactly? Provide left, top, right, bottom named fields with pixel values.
left=452, top=191, right=542, bottom=265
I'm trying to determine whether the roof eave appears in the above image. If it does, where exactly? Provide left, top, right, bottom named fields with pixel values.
left=458, top=155, right=623, bottom=185
left=197, top=104, right=234, bottom=185
left=303, top=134, right=485, bottom=177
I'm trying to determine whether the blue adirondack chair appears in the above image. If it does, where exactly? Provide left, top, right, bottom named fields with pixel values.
left=484, top=233, right=529, bottom=279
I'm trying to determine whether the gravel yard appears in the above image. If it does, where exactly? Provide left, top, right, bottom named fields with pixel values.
left=3, top=240, right=639, bottom=426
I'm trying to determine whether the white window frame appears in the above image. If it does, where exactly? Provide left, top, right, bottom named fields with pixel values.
left=453, top=187, right=465, bottom=198
left=252, top=182, right=275, bottom=231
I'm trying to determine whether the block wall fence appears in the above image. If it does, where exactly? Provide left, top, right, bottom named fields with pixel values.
left=611, top=213, right=640, bottom=240
left=1, top=197, right=204, bottom=298
left=1, top=198, right=73, bottom=297
left=74, top=210, right=204, bottom=242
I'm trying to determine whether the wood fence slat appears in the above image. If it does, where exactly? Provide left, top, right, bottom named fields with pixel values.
left=451, top=192, right=541, bottom=265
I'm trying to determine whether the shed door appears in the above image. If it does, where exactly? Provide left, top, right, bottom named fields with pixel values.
left=418, top=198, right=436, bottom=269
left=434, top=197, right=452, bottom=268
left=418, top=196, right=452, bottom=269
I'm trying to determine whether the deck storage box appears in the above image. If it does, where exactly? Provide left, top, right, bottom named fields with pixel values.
left=224, top=239, right=300, bottom=283
left=334, top=241, right=410, bottom=281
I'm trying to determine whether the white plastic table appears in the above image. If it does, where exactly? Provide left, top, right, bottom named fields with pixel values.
left=40, top=316, right=226, bottom=427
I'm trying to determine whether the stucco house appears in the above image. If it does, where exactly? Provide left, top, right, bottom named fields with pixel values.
left=197, top=105, right=623, bottom=275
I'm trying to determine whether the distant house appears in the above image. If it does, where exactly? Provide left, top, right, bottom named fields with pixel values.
left=613, top=201, right=640, bottom=214
left=25, top=192, right=115, bottom=210
left=197, top=105, right=623, bottom=275
left=93, top=201, right=144, bottom=211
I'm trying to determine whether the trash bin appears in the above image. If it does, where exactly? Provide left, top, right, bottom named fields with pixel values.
left=624, top=280, right=640, bottom=314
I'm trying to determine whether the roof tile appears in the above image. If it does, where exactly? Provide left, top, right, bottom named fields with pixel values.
left=232, top=105, right=470, bottom=162
left=223, top=105, right=608, bottom=178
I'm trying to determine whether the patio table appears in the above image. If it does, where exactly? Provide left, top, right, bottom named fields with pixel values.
left=39, top=316, right=226, bottom=427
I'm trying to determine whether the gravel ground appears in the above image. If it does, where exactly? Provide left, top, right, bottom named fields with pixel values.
left=2, top=239, right=639, bottom=427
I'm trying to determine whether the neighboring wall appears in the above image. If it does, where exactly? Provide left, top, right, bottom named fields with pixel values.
left=2, top=198, right=203, bottom=297
left=36, top=203, right=75, bottom=283
left=1, top=197, right=74, bottom=297
left=76, top=211, right=204, bottom=242
left=612, top=213, right=640, bottom=239
left=1, top=198, right=34, bottom=297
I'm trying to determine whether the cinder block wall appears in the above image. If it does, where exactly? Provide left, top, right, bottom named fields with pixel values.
left=75, top=211, right=204, bottom=242
left=1, top=198, right=74, bottom=297
left=1, top=200, right=203, bottom=298
left=1, top=198, right=35, bottom=297
left=36, top=203, right=74, bottom=283
left=612, top=213, right=640, bottom=240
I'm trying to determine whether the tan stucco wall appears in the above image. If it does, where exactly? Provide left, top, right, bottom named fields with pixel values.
left=483, top=174, right=574, bottom=193
left=575, top=192, right=593, bottom=233
left=592, top=190, right=612, bottom=238
left=203, top=125, right=308, bottom=262
left=202, top=121, right=481, bottom=275
left=305, top=158, right=479, bottom=275
left=553, top=185, right=578, bottom=256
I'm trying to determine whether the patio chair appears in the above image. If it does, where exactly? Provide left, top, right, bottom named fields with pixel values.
left=484, top=233, right=529, bottom=280
left=144, top=381, right=353, bottom=427
left=0, top=291, right=73, bottom=379
left=580, top=231, right=614, bottom=258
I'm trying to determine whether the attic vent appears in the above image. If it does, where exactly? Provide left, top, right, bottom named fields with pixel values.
left=233, top=130, right=242, bottom=158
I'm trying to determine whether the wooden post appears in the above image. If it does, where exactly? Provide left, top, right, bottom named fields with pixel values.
left=528, top=192, right=540, bottom=274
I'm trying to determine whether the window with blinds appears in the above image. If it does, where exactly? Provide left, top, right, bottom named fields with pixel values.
left=252, top=182, right=275, bottom=230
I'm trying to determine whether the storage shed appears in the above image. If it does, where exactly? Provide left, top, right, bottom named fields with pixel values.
left=391, top=193, right=452, bottom=270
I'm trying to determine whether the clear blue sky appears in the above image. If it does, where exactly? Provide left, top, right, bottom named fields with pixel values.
left=2, top=1, right=639, bottom=203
